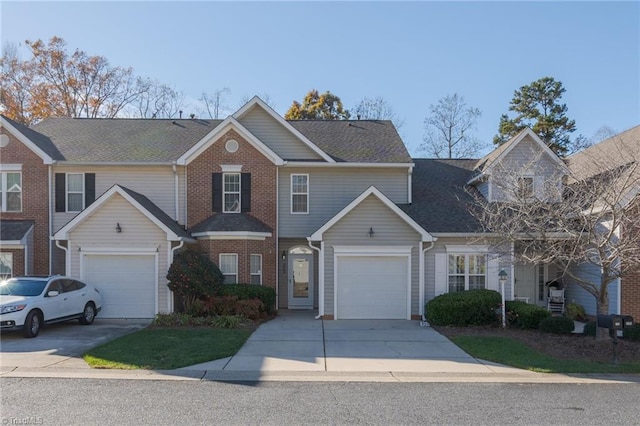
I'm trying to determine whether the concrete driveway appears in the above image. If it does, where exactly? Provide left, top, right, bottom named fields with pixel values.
left=0, top=319, right=150, bottom=369
left=183, top=311, right=510, bottom=374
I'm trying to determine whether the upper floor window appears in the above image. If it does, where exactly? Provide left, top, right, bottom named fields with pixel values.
left=517, top=176, right=534, bottom=198
left=223, top=173, right=241, bottom=213
left=250, top=254, right=262, bottom=285
left=448, top=253, right=486, bottom=293
left=0, top=172, right=22, bottom=212
left=291, top=174, right=309, bottom=214
left=55, top=173, right=95, bottom=213
left=67, top=173, right=85, bottom=212
left=219, top=254, right=238, bottom=284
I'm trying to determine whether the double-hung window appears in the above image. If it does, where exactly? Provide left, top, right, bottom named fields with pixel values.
left=219, top=254, right=238, bottom=284
left=223, top=173, right=241, bottom=213
left=0, top=253, right=13, bottom=279
left=448, top=253, right=487, bottom=292
left=291, top=174, right=308, bottom=214
left=250, top=254, right=262, bottom=285
left=0, top=172, right=22, bottom=212
left=67, top=173, right=85, bottom=212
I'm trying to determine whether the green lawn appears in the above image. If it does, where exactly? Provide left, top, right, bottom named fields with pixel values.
left=451, top=335, right=640, bottom=374
left=83, top=328, right=252, bottom=370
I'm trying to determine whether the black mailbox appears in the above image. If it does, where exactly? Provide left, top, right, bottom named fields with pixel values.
left=597, top=314, right=623, bottom=330
left=621, top=315, right=634, bottom=328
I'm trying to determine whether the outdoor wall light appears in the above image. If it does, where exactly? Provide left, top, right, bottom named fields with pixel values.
left=115, top=223, right=122, bottom=233
left=368, top=227, right=375, bottom=238
left=282, top=250, right=287, bottom=260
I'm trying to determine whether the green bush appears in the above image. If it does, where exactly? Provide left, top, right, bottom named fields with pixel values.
left=582, top=321, right=597, bottom=337
left=425, top=289, right=501, bottom=326
left=505, top=301, right=551, bottom=329
left=623, top=323, right=640, bottom=341
left=167, top=247, right=224, bottom=311
left=565, top=303, right=587, bottom=321
left=213, top=315, right=243, bottom=329
left=218, top=284, right=276, bottom=314
left=539, top=316, right=575, bottom=334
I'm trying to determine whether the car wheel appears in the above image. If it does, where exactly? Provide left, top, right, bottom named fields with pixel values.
left=23, top=311, right=42, bottom=338
left=79, top=302, right=96, bottom=325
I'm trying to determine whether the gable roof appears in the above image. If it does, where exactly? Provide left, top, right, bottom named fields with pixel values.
left=402, top=159, right=484, bottom=233
left=309, top=186, right=433, bottom=241
left=289, top=120, right=412, bottom=163
left=1, top=115, right=61, bottom=163
left=471, top=128, right=568, bottom=180
left=32, top=118, right=221, bottom=163
left=53, top=185, right=192, bottom=241
left=0, top=220, right=34, bottom=243
left=190, top=213, right=272, bottom=237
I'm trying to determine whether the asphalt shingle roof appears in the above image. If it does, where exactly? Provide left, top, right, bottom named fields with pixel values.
left=190, top=213, right=272, bottom=234
left=289, top=120, right=411, bottom=163
left=0, top=220, right=35, bottom=241
left=401, top=159, right=483, bottom=233
left=1, top=115, right=64, bottom=160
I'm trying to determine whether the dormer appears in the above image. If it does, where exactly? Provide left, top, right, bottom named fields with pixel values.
left=468, top=128, right=569, bottom=203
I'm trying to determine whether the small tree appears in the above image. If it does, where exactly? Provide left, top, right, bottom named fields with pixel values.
left=284, top=89, right=350, bottom=120
left=167, top=247, right=224, bottom=312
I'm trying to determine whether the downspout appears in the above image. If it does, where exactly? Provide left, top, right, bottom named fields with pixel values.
left=48, top=164, right=54, bottom=274
left=275, top=168, right=279, bottom=311
left=308, top=239, right=323, bottom=319
left=172, top=162, right=179, bottom=222
left=55, top=240, right=68, bottom=275
left=420, top=240, right=435, bottom=323
left=169, top=240, right=185, bottom=313
left=408, top=167, right=413, bottom=204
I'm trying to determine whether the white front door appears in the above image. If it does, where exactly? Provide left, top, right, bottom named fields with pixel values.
left=288, top=249, right=313, bottom=309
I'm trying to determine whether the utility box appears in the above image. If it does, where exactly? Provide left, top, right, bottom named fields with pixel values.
left=597, top=314, right=623, bottom=330
left=621, top=315, right=634, bottom=328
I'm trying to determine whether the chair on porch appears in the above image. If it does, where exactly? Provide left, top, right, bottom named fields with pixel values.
left=547, top=289, right=565, bottom=314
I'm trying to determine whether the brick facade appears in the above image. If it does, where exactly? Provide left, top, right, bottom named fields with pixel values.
left=187, top=129, right=277, bottom=291
left=0, top=129, right=50, bottom=275
left=621, top=197, right=640, bottom=320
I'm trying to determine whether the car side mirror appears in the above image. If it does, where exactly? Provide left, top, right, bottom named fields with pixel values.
left=47, top=290, right=60, bottom=297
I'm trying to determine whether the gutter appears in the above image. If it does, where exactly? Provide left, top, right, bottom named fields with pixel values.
left=55, top=240, right=69, bottom=275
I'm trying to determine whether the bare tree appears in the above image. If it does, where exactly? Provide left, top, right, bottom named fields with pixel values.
left=421, top=93, right=484, bottom=158
left=201, top=87, right=230, bottom=119
left=471, top=132, right=640, bottom=338
left=238, top=92, right=275, bottom=110
left=351, top=96, right=404, bottom=130
left=133, top=79, right=184, bottom=118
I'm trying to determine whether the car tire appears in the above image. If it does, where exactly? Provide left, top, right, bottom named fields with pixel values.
left=23, top=310, right=42, bottom=338
left=79, top=302, right=96, bottom=325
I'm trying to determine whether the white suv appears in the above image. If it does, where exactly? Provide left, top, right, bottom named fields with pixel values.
left=0, top=276, right=103, bottom=338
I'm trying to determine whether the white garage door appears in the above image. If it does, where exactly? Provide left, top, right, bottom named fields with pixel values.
left=84, top=254, right=156, bottom=318
left=336, top=256, right=409, bottom=319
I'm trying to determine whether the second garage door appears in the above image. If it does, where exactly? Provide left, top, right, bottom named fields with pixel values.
left=336, top=256, right=409, bottom=319
left=83, top=254, right=156, bottom=318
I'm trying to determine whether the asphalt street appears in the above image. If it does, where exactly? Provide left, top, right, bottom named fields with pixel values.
left=2, top=379, right=639, bottom=425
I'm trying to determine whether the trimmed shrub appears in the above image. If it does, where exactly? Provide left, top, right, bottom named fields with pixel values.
left=582, top=321, right=597, bottom=337
left=204, top=296, right=239, bottom=317
left=539, top=316, right=575, bottom=334
left=235, top=299, right=265, bottom=320
left=218, top=284, right=276, bottom=314
left=565, top=303, right=587, bottom=321
left=425, top=289, right=502, bottom=326
left=505, top=301, right=551, bottom=329
left=167, top=247, right=224, bottom=311
left=623, top=323, right=640, bottom=342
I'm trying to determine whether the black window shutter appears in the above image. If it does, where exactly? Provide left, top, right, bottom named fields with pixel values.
left=241, top=173, right=251, bottom=212
left=212, top=173, right=222, bottom=212
left=55, top=173, right=66, bottom=212
left=84, top=173, right=96, bottom=207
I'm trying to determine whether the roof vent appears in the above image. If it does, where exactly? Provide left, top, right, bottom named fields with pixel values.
left=190, top=113, right=195, bottom=119
left=179, top=110, right=183, bottom=119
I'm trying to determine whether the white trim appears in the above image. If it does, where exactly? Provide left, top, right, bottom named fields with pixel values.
left=222, top=172, right=241, bottom=213
left=221, top=165, right=243, bottom=172
left=284, top=162, right=413, bottom=169
left=191, top=231, right=272, bottom=240
left=0, top=164, right=22, bottom=171
left=0, top=170, right=23, bottom=213
left=290, top=173, right=309, bottom=214
left=53, top=185, right=193, bottom=242
left=333, top=246, right=412, bottom=320
left=78, top=245, right=159, bottom=253
left=0, top=252, right=13, bottom=278
left=219, top=253, right=238, bottom=284
left=65, top=172, right=85, bottom=213
left=232, top=96, right=335, bottom=163
left=408, top=168, right=412, bottom=204
left=310, top=186, right=434, bottom=242
left=176, top=118, right=284, bottom=166
left=80, top=250, right=159, bottom=317
left=445, top=245, right=489, bottom=253
left=0, top=243, right=23, bottom=249
left=250, top=253, right=262, bottom=285
left=0, top=117, right=54, bottom=164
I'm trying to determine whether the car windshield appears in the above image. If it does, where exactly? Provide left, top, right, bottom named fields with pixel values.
left=0, top=279, right=47, bottom=296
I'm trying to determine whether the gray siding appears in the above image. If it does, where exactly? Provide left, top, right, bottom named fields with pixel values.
left=321, top=195, right=420, bottom=316
left=279, top=167, right=409, bottom=237
left=490, top=136, right=563, bottom=202
left=239, top=106, right=324, bottom=161
left=565, top=262, right=619, bottom=315
left=52, top=165, right=184, bottom=233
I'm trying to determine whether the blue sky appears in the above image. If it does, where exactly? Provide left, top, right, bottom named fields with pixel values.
left=2, top=1, right=638, bottom=156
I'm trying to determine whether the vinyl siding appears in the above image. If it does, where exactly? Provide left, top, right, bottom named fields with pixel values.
left=490, top=135, right=563, bottom=202
left=238, top=106, right=324, bottom=161
left=565, top=262, right=619, bottom=315
left=66, top=193, right=171, bottom=314
left=279, top=167, right=409, bottom=237
left=321, top=195, right=420, bottom=316
left=52, top=165, right=184, bottom=233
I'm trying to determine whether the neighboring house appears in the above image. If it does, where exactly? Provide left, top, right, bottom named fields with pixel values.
left=1, top=98, right=637, bottom=321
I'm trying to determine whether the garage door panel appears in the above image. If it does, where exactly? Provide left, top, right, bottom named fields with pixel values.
left=84, top=254, right=156, bottom=319
left=337, top=256, right=408, bottom=320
